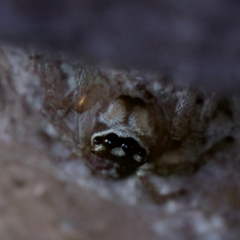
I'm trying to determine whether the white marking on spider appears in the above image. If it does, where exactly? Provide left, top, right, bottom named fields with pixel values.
left=133, top=154, right=142, bottom=162
left=92, top=144, right=106, bottom=152
left=111, top=147, right=125, bottom=157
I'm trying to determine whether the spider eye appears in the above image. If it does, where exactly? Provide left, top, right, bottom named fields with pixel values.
left=121, top=137, right=147, bottom=162
left=103, top=133, right=121, bottom=149
left=92, top=132, right=148, bottom=172
left=121, top=137, right=139, bottom=153
left=93, top=136, right=102, bottom=145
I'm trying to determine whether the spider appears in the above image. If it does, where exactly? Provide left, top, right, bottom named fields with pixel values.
left=39, top=60, right=234, bottom=180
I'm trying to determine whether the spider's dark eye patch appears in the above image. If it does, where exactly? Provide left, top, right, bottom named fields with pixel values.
left=103, top=133, right=121, bottom=149
left=93, top=133, right=121, bottom=148
left=137, top=148, right=147, bottom=159
left=121, top=137, right=139, bottom=153
left=93, top=136, right=102, bottom=145
left=91, top=133, right=148, bottom=176
left=121, top=137, right=147, bottom=162
left=93, top=134, right=147, bottom=160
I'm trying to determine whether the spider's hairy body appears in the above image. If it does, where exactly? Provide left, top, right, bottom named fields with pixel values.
left=40, top=61, right=221, bottom=178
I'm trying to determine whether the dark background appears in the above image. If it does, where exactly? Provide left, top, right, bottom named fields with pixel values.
left=0, top=0, right=240, bottom=92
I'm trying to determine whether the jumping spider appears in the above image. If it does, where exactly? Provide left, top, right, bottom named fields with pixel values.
left=40, top=61, right=234, bottom=180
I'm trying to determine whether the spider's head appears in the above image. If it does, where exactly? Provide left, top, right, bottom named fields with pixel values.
left=86, top=95, right=155, bottom=177
left=92, top=132, right=147, bottom=164
left=90, top=131, right=148, bottom=176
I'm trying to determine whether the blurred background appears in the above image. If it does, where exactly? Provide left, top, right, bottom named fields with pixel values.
left=0, top=0, right=240, bottom=92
